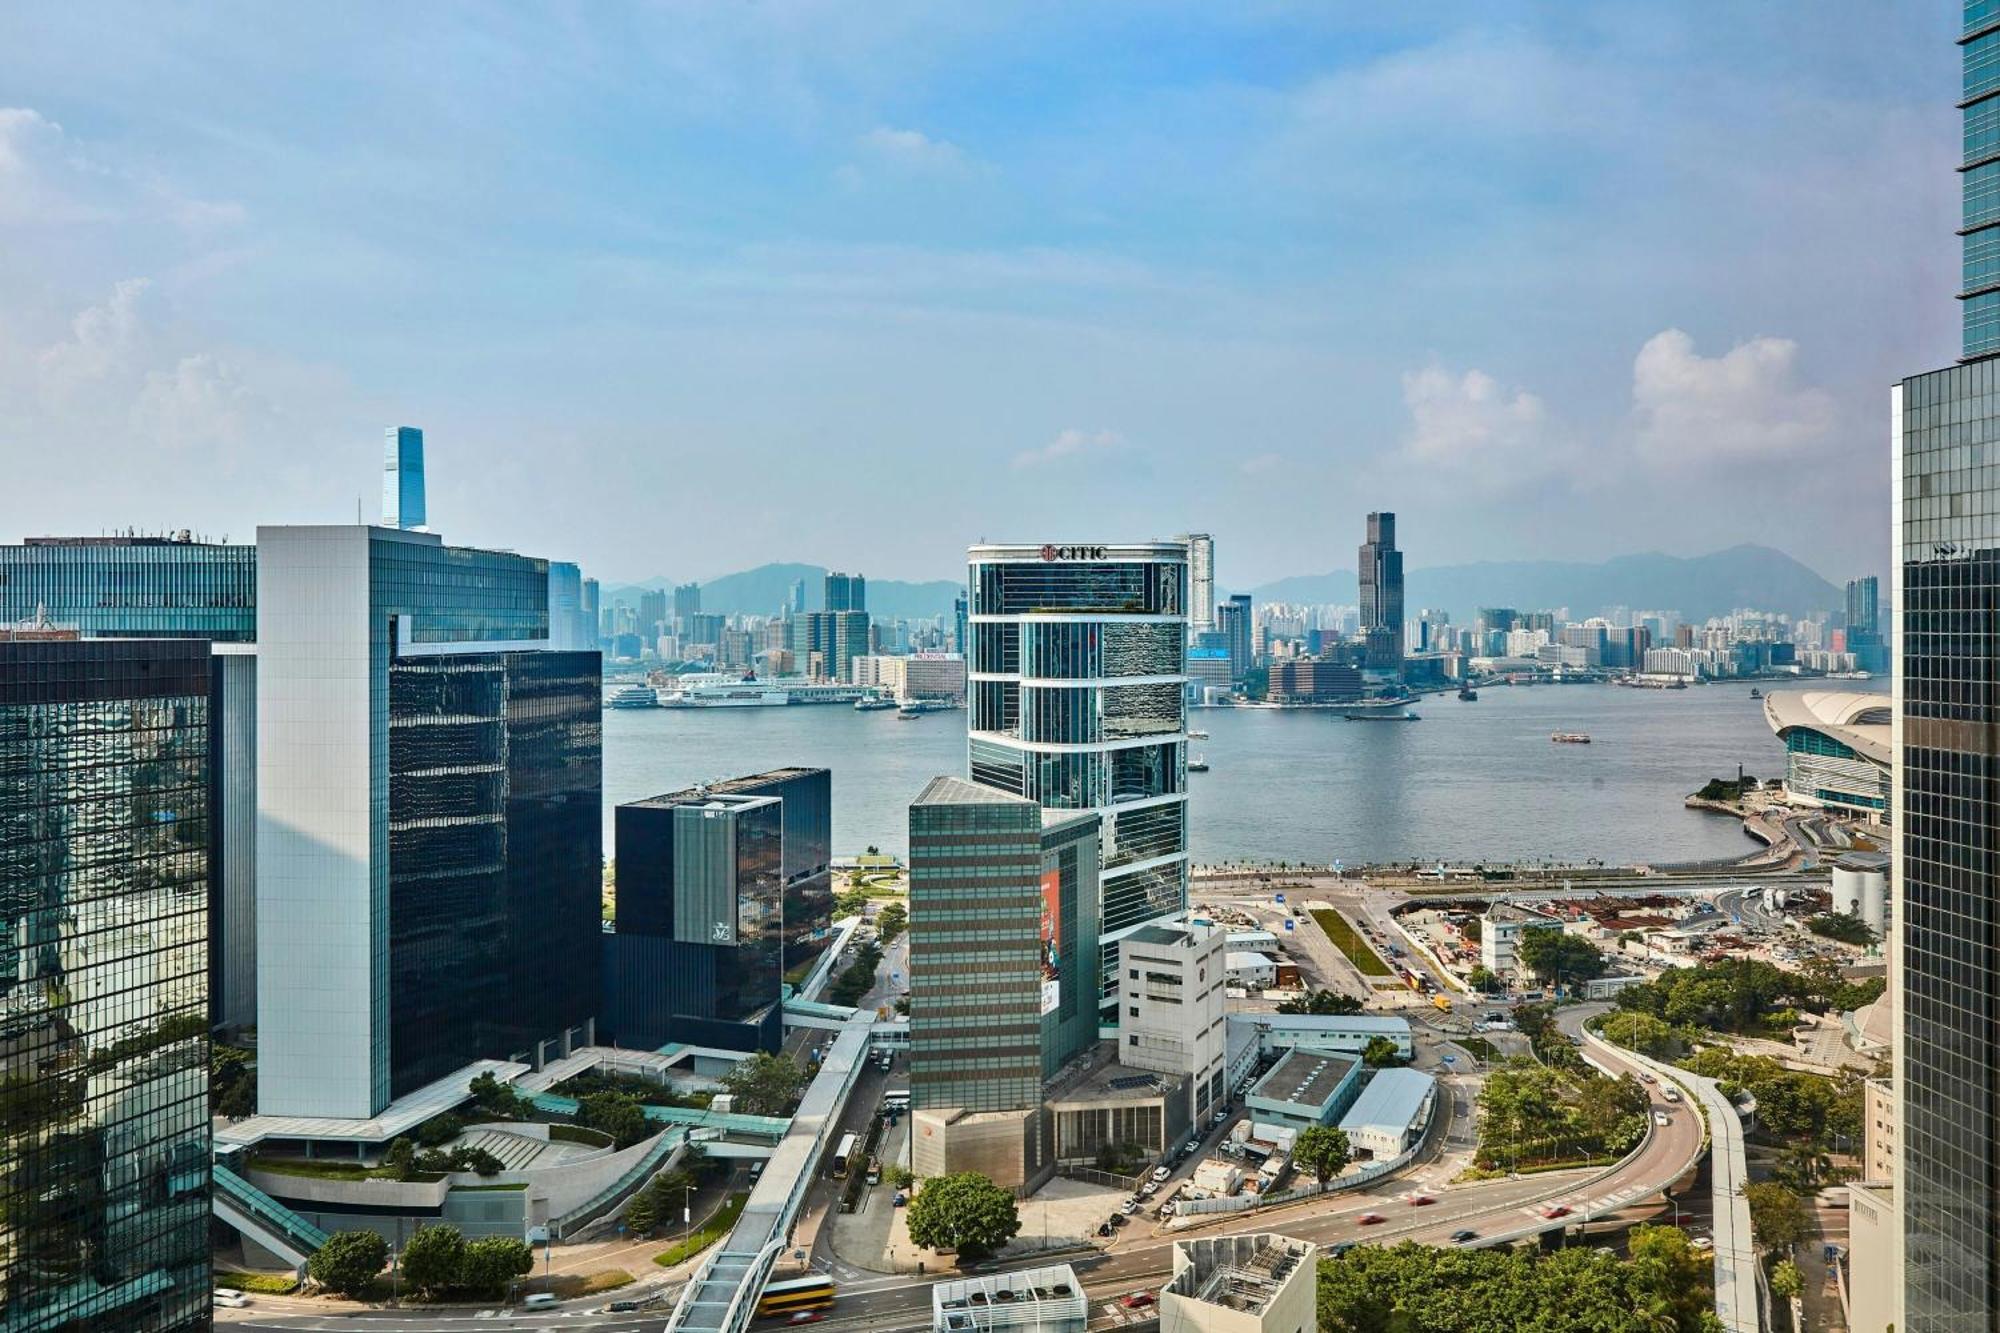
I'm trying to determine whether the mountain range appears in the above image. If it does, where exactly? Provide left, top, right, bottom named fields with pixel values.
left=603, top=545, right=1861, bottom=626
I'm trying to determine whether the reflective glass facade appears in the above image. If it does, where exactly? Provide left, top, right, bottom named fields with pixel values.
left=386, top=649, right=601, bottom=1099
left=1358, top=512, right=1404, bottom=671
left=967, top=544, right=1187, bottom=1013
left=1966, top=7, right=2000, bottom=357
left=0, top=538, right=254, bottom=641
left=0, top=640, right=212, bottom=1333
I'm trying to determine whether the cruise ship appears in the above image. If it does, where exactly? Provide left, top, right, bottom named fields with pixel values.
left=606, top=683, right=660, bottom=709
left=657, top=673, right=868, bottom=708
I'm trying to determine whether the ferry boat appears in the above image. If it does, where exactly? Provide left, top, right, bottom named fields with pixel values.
left=1457, top=687, right=1479, bottom=701
left=1187, top=755, right=1210, bottom=772
left=1550, top=731, right=1592, bottom=744
left=1344, top=709, right=1419, bottom=722
left=855, top=694, right=898, bottom=711
left=659, top=673, right=867, bottom=708
left=606, top=683, right=660, bottom=709
left=1187, top=729, right=1210, bottom=740
left=896, top=699, right=957, bottom=718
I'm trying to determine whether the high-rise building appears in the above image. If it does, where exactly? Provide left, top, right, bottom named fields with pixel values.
left=639, top=587, right=669, bottom=636
left=1847, top=575, right=1888, bottom=674
left=0, top=638, right=214, bottom=1333
left=1218, top=593, right=1252, bottom=683
left=966, top=542, right=1188, bottom=1011
left=255, top=524, right=601, bottom=1119
left=1179, top=533, right=1215, bottom=640
left=906, top=777, right=1100, bottom=1191
left=1358, top=512, right=1404, bottom=672
left=383, top=425, right=427, bottom=530
left=790, top=578, right=807, bottom=614
left=673, top=582, right=702, bottom=627
left=603, top=772, right=829, bottom=1053
left=1119, top=922, right=1228, bottom=1126
left=832, top=608, right=870, bottom=682
left=0, top=534, right=257, bottom=640
left=826, top=570, right=866, bottom=613
left=1895, top=11, right=2000, bottom=1325
left=953, top=592, right=969, bottom=657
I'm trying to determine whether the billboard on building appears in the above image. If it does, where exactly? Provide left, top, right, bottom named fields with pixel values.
left=1040, top=868, right=1061, bottom=1015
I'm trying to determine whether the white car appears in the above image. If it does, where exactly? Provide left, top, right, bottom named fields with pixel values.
left=1120, top=1199, right=1140, bottom=1215
left=1142, top=1181, right=1160, bottom=1197
left=212, top=1290, right=250, bottom=1309
left=1151, top=1165, right=1172, bottom=1183
left=1654, top=1111, right=1671, bottom=1127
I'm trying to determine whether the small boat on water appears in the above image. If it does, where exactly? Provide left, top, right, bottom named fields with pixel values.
left=606, top=683, right=660, bottom=709
left=1187, top=755, right=1210, bottom=772
left=1345, top=709, right=1419, bottom=722
left=855, top=694, right=897, bottom=711
left=1457, top=687, right=1479, bottom=701
left=1748, top=687, right=1762, bottom=699
left=1187, top=729, right=1210, bottom=740
left=1551, top=731, right=1591, bottom=744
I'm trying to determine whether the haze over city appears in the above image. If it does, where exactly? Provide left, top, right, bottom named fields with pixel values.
left=0, top=4, right=1949, bottom=586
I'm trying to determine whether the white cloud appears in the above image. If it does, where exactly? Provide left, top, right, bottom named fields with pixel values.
left=1400, top=363, right=1549, bottom=469
left=36, top=277, right=153, bottom=405
left=0, top=105, right=242, bottom=230
left=857, top=125, right=970, bottom=174
left=133, top=353, right=274, bottom=450
left=1012, top=427, right=1124, bottom=468
left=1630, top=328, right=1835, bottom=468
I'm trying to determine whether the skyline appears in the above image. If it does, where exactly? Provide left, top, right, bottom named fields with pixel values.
left=0, top=4, right=1952, bottom=587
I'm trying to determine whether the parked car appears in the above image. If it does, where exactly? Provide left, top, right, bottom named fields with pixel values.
left=1151, top=1165, right=1172, bottom=1182
left=892, top=1191, right=907, bottom=1207
left=1330, top=1241, right=1358, bottom=1256
left=1120, top=1199, right=1140, bottom=1216
left=1097, top=1223, right=1114, bottom=1237
left=1107, top=1213, right=1126, bottom=1228
left=1142, top=1181, right=1160, bottom=1197
left=1661, top=1088, right=1681, bottom=1103
left=1450, top=1229, right=1479, bottom=1244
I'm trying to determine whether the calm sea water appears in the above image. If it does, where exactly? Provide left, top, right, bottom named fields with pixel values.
left=601, top=682, right=1869, bottom=867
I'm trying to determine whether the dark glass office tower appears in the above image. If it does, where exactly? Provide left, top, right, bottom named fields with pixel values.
left=1899, top=9, right=2000, bottom=1328
left=1217, top=594, right=1252, bottom=683
left=602, top=781, right=796, bottom=1052
left=0, top=535, right=256, bottom=641
left=0, top=639, right=213, bottom=1333
left=1358, top=512, right=1404, bottom=672
left=386, top=649, right=602, bottom=1098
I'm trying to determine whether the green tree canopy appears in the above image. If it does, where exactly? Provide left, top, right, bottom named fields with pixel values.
left=624, top=1191, right=660, bottom=1236
left=1361, top=1036, right=1404, bottom=1068
left=1517, top=927, right=1606, bottom=988
left=905, top=1172, right=1021, bottom=1262
left=307, top=1229, right=388, bottom=1297
left=1277, top=988, right=1366, bottom=1016
left=1465, top=965, right=1502, bottom=993
left=1599, top=1011, right=1677, bottom=1059
left=459, top=1236, right=534, bottom=1296
left=578, top=1091, right=650, bottom=1148
left=1770, top=1258, right=1804, bottom=1301
left=399, top=1223, right=467, bottom=1298
left=1293, top=1125, right=1353, bottom=1184
left=1744, top=1181, right=1809, bottom=1249
left=720, top=1051, right=806, bottom=1116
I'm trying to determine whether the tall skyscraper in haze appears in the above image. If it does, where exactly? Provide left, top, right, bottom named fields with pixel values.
left=1896, top=8, right=2000, bottom=1326
left=790, top=577, right=807, bottom=614
left=826, top=570, right=866, bottom=613
left=965, top=542, right=1188, bottom=1012
left=1, top=638, right=214, bottom=1333
left=673, top=582, right=702, bottom=628
left=1179, top=533, right=1215, bottom=639
left=382, top=425, right=426, bottom=530
left=1847, top=575, right=1888, bottom=675
left=1358, top=511, right=1405, bottom=672
left=1218, top=593, right=1252, bottom=683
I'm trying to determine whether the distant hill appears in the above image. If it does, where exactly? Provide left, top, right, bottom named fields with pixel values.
left=604, top=562, right=961, bottom=621
left=1245, top=544, right=1853, bottom=622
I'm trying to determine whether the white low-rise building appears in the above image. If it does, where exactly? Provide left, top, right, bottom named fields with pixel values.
left=1336, top=1067, right=1436, bottom=1160
left=1161, top=1233, right=1318, bottom=1333
left=1225, top=950, right=1277, bottom=990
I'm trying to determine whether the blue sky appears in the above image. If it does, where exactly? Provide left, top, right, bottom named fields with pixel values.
left=0, top=3, right=1956, bottom=590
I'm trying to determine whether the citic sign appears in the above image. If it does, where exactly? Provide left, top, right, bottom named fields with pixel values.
left=1040, top=545, right=1108, bottom=561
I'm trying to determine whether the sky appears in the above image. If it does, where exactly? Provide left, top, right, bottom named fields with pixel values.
left=0, top=3, right=1958, bottom=591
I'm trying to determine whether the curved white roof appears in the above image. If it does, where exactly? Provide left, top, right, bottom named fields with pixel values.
left=1763, top=690, right=1890, bottom=766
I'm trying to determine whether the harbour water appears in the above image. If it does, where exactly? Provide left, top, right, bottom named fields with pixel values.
left=602, top=683, right=1843, bottom=866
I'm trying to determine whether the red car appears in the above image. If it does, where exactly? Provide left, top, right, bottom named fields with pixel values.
left=1541, top=1205, right=1572, bottom=1219
left=1407, top=1195, right=1435, bottom=1207
left=1357, top=1213, right=1387, bottom=1226
left=1121, top=1291, right=1156, bottom=1309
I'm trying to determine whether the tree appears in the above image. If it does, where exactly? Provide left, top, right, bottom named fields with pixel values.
left=399, top=1223, right=467, bottom=1298
left=1601, top=1011, right=1677, bottom=1059
left=385, top=1136, right=417, bottom=1181
left=1292, top=1125, right=1353, bottom=1185
left=307, top=1229, right=388, bottom=1297
left=1466, top=965, right=1502, bottom=993
left=1806, top=911, right=1875, bottom=946
left=877, top=901, right=908, bottom=944
left=624, top=1191, right=660, bottom=1236
left=1517, top=927, right=1606, bottom=988
left=579, top=1091, right=650, bottom=1148
left=905, top=1172, right=1021, bottom=1262
left=468, top=1071, right=528, bottom=1119
left=415, top=1113, right=464, bottom=1148
left=1771, top=1258, right=1804, bottom=1301
left=1745, top=1181, right=1809, bottom=1250
left=1277, top=988, right=1364, bottom=1016
left=460, top=1236, right=534, bottom=1296
left=722, top=1051, right=806, bottom=1116
left=1361, top=1036, right=1403, bottom=1068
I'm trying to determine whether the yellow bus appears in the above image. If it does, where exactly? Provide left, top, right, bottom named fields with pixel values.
left=756, top=1275, right=836, bottom=1319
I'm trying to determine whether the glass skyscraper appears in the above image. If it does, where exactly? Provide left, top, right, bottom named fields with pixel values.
left=0, top=536, right=255, bottom=641
left=256, top=524, right=601, bottom=1118
left=1177, top=534, right=1215, bottom=641
left=0, top=638, right=214, bottom=1333
left=1897, top=7, right=2000, bottom=1326
left=965, top=542, right=1188, bottom=1011
left=382, top=425, right=426, bottom=530
left=1358, top=511, right=1404, bottom=672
